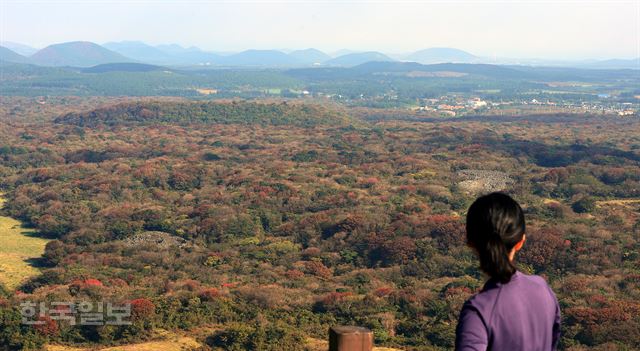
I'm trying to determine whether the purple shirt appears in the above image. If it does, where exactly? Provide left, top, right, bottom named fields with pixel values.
left=456, top=271, right=561, bottom=351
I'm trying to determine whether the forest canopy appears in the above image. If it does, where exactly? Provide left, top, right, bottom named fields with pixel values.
left=0, top=97, right=638, bottom=350
left=54, top=100, right=353, bottom=127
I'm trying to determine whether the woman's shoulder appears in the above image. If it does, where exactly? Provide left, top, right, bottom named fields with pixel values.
left=505, top=271, right=559, bottom=306
left=514, top=271, right=555, bottom=292
left=463, top=279, right=502, bottom=313
left=465, top=271, right=553, bottom=310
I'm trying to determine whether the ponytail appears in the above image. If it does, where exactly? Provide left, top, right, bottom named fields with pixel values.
left=466, top=193, right=525, bottom=284
left=479, top=232, right=517, bottom=283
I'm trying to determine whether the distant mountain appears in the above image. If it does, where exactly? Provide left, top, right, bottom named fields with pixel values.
left=82, top=62, right=167, bottom=73
left=155, top=44, right=196, bottom=55
left=30, top=41, right=134, bottom=67
left=0, top=46, right=31, bottom=64
left=405, top=47, right=478, bottom=64
left=330, top=49, right=357, bottom=57
left=156, top=44, right=225, bottom=56
left=0, top=41, right=38, bottom=56
left=153, top=44, right=222, bottom=65
left=324, top=51, right=395, bottom=66
left=104, top=41, right=175, bottom=64
left=288, top=48, right=331, bottom=65
left=219, top=49, right=302, bottom=66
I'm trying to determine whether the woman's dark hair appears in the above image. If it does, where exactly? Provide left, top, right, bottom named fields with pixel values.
left=466, top=192, right=526, bottom=283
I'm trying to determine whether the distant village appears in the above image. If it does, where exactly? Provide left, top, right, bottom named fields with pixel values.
left=411, top=95, right=638, bottom=117
left=316, top=91, right=639, bottom=117
left=193, top=85, right=640, bottom=118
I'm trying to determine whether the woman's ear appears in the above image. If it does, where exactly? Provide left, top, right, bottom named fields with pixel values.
left=514, top=234, right=526, bottom=252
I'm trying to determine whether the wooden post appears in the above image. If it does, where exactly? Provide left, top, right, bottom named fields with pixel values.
left=329, top=326, right=373, bottom=351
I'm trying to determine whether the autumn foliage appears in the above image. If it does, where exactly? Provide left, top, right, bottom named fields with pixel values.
left=0, top=98, right=638, bottom=349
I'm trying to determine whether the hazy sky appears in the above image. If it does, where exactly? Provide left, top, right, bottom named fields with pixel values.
left=1, top=0, right=639, bottom=59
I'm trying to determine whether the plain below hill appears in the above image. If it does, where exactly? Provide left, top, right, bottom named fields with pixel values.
left=287, top=61, right=534, bottom=80
left=297, top=61, right=638, bottom=81
left=580, top=58, right=640, bottom=70
left=30, top=41, right=135, bottom=67
left=54, top=100, right=355, bottom=127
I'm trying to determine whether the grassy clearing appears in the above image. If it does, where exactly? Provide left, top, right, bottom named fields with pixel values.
left=47, top=330, right=201, bottom=351
left=543, top=198, right=562, bottom=205
left=0, top=195, right=50, bottom=290
left=596, top=199, right=640, bottom=207
left=47, top=330, right=402, bottom=351
left=596, top=198, right=640, bottom=223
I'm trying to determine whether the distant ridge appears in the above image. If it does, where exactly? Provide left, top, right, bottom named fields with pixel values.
left=405, top=47, right=478, bottom=64
left=103, top=41, right=175, bottom=64
left=1, top=40, right=637, bottom=70
left=155, top=46, right=221, bottom=65
left=30, top=41, right=134, bottom=67
left=106, top=41, right=222, bottom=65
left=155, top=44, right=197, bottom=55
left=0, top=46, right=31, bottom=64
left=0, top=41, right=38, bottom=56
left=325, top=51, right=395, bottom=66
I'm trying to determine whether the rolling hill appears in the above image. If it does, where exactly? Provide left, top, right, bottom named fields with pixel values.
left=30, top=41, right=134, bottom=67
left=405, top=47, right=478, bottom=64
left=0, top=46, right=31, bottom=64
left=54, top=100, right=353, bottom=127
left=324, top=51, right=395, bottom=66
left=288, top=48, right=331, bottom=65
